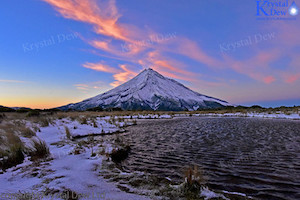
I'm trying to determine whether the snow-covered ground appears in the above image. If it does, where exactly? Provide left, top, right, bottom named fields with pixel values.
left=0, top=116, right=152, bottom=200
left=191, top=111, right=300, bottom=120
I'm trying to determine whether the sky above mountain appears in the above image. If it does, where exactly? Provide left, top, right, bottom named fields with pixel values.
left=0, top=0, right=299, bottom=108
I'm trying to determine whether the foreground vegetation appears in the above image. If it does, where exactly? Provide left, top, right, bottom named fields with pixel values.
left=1, top=104, right=299, bottom=115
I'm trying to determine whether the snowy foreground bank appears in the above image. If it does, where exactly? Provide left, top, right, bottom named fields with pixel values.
left=1, top=112, right=297, bottom=199
left=0, top=116, right=152, bottom=200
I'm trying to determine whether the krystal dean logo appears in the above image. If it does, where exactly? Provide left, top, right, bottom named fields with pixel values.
left=256, top=0, right=299, bottom=20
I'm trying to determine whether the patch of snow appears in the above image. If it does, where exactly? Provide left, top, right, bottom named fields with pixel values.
left=53, top=118, right=123, bottom=138
left=158, top=114, right=172, bottom=119
left=193, top=112, right=300, bottom=120
left=200, top=187, right=229, bottom=200
left=222, top=190, right=249, bottom=197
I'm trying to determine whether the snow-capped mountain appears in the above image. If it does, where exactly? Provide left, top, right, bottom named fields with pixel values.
left=58, top=68, right=230, bottom=111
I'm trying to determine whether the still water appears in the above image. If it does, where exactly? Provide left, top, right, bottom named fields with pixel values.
left=106, top=117, right=300, bottom=200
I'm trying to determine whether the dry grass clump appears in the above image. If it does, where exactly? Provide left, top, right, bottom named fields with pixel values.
left=78, top=116, right=88, bottom=125
left=20, top=127, right=36, bottom=138
left=27, top=116, right=51, bottom=127
left=3, top=112, right=25, bottom=121
left=0, top=113, right=6, bottom=121
left=110, top=145, right=131, bottom=163
left=26, top=110, right=40, bottom=117
left=24, top=111, right=53, bottom=128
left=117, top=117, right=125, bottom=123
left=0, top=144, right=24, bottom=170
left=132, top=119, right=137, bottom=125
left=0, top=124, right=25, bottom=170
left=2, top=120, right=37, bottom=138
left=88, top=135, right=96, bottom=157
left=90, top=117, right=98, bottom=128
left=0, top=123, right=24, bottom=144
left=183, top=165, right=206, bottom=199
left=72, top=143, right=86, bottom=155
left=39, top=117, right=51, bottom=127
left=12, top=119, right=26, bottom=127
left=64, top=126, right=71, bottom=139
left=32, top=125, right=41, bottom=133
left=109, top=116, right=117, bottom=125
left=28, top=139, right=50, bottom=161
left=55, top=112, right=68, bottom=119
left=56, top=112, right=95, bottom=122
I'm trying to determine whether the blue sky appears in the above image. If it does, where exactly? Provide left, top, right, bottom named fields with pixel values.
left=0, top=0, right=300, bottom=108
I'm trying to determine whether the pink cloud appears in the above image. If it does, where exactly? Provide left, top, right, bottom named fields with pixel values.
left=43, top=0, right=129, bottom=41
left=45, top=0, right=297, bottom=90
left=170, top=38, right=222, bottom=67
left=283, top=73, right=300, bottom=83
left=111, top=64, right=138, bottom=87
left=223, top=49, right=280, bottom=84
left=145, top=51, right=200, bottom=82
left=263, top=76, right=276, bottom=84
left=83, top=61, right=138, bottom=87
left=43, top=0, right=226, bottom=86
left=90, top=39, right=146, bottom=56
left=83, top=62, right=120, bottom=73
left=90, top=40, right=110, bottom=50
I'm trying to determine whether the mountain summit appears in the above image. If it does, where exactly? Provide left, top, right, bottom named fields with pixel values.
left=59, top=68, right=230, bottom=111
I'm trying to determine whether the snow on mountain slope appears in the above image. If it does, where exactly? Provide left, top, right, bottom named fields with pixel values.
left=58, top=68, right=230, bottom=111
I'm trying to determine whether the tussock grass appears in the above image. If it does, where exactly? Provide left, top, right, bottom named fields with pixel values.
left=90, top=118, right=98, bottom=128
left=117, top=117, right=124, bottom=123
left=12, top=120, right=26, bottom=127
left=4, top=111, right=52, bottom=127
left=26, top=110, right=40, bottom=117
left=29, top=139, right=50, bottom=161
left=0, top=113, right=6, bottom=119
left=88, top=135, right=96, bottom=157
left=0, top=124, right=25, bottom=170
left=0, top=144, right=24, bottom=170
left=32, top=125, right=41, bottom=133
left=184, top=165, right=205, bottom=186
left=110, top=145, right=131, bottom=163
left=109, top=116, right=116, bottom=125
left=5, top=132, right=21, bottom=146
left=20, top=127, right=36, bottom=138
left=78, top=116, right=88, bottom=125
left=64, top=126, right=71, bottom=140
left=132, top=119, right=137, bottom=125
left=56, top=112, right=68, bottom=119
left=1, top=119, right=36, bottom=138
left=39, top=117, right=51, bottom=127
left=183, top=165, right=206, bottom=199
left=72, top=144, right=85, bottom=155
